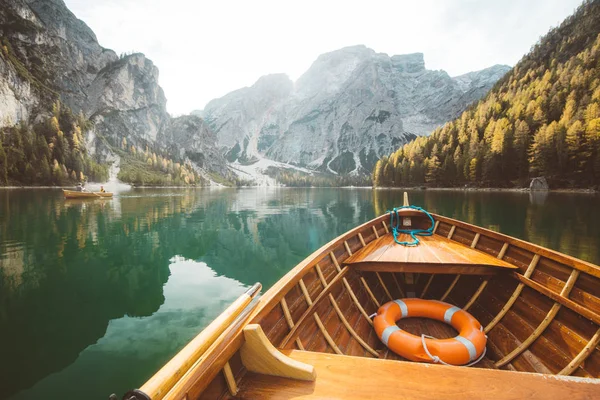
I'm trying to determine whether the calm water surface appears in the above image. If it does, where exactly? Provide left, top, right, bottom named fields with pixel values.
left=0, top=188, right=598, bottom=399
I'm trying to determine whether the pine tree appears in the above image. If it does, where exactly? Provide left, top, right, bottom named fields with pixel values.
left=373, top=159, right=383, bottom=186
left=566, top=120, right=585, bottom=172
left=52, top=101, right=61, bottom=118
left=49, top=116, right=60, bottom=135
left=514, top=120, right=530, bottom=179
left=72, top=125, right=82, bottom=152
left=491, top=118, right=510, bottom=154
left=39, top=156, right=51, bottom=184
left=453, top=146, right=464, bottom=182
left=469, top=158, right=479, bottom=182
left=425, top=156, right=441, bottom=184
left=24, top=162, right=34, bottom=184
left=35, top=132, right=51, bottom=161
left=560, top=91, right=577, bottom=124
left=383, top=162, right=393, bottom=185
left=587, top=118, right=600, bottom=141
left=555, top=122, right=568, bottom=172
left=0, top=138, right=7, bottom=185
left=587, top=118, right=600, bottom=181
left=52, top=159, right=63, bottom=184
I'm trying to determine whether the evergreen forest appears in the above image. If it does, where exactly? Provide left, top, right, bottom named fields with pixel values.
left=373, top=0, right=600, bottom=189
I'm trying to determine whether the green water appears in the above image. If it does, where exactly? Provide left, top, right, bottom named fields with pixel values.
left=0, top=188, right=598, bottom=399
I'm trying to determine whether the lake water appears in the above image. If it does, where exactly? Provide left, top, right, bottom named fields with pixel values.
left=1, top=188, right=599, bottom=399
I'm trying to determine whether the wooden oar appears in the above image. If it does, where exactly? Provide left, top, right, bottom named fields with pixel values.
left=85, top=187, right=104, bottom=197
left=80, top=188, right=101, bottom=197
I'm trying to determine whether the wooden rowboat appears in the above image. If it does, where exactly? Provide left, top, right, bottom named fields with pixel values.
left=115, top=193, right=600, bottom=399
left=63, top=189, right=113, bottom=199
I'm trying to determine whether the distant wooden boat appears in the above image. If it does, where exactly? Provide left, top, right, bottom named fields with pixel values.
left=115, top=193, right=600, bottom=400
left=62, top=189, right=113, bottom=199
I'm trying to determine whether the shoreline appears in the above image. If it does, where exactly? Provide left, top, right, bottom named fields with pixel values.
left=0, top=185, right=597, bottom=193
left=0, top=185, right=208, bottom=190
left=373, top=187, right=599, bottom=194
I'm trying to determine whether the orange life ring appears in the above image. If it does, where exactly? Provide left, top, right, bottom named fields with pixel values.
left=374, top=299, right=487, bottom=366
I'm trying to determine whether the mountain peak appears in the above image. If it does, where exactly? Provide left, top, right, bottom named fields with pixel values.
left=254, top=73, right=293, bottom=88
left=391, top=52, right=425, bottom=73
left=205, top=45, right=508, bottom=175
left=318, top=45, right=375, bottom=58
left=296, top=45, right=376, bottom=97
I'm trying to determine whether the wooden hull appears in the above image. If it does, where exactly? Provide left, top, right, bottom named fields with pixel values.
left=122, top=204, right=600, bottom=399
left=62, top=189, right=113, bottom=199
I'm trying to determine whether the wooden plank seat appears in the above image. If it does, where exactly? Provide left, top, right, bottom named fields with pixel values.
left=345, top=234, right=517, bottom=275
left=236, top=350, right=600, bottom=399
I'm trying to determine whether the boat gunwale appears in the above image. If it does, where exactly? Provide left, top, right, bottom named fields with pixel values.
left=137, top=213, right=390, bottom=399
left=249, top=213, right=390, bottom=323
left=430, top=213, right=600, bottom=279
left=253, top=211, right=600, bottom=327
left=62, top=189, right=113, bottom=198
left=137, top=209, right=600, bottom=398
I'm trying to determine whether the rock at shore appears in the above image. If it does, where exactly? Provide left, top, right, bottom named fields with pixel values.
left=530, top=177, right=549, bottom=191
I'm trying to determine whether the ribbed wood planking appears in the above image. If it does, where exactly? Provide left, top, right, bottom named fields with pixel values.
left=132, top=204, right=600, bottom=400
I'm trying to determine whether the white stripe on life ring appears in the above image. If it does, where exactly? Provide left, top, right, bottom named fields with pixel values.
left=393, top=299, right=408, bottom=317
left=455, top=335, right=477, bottom=361
left=444, top=306, right=461, bottom=324
left=381, top=325, right=401, bottom=346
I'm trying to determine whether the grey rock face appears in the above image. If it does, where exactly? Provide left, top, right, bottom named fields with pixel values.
left=0, top=53, right=34, bottom=125
left=23, top=0, right=118, bottom=112
left=204, top=46, right=510, bottom=174
left=0, top=0, right=44, bottom=126
left=0, top=0, right=230, bottom=179
left=86, top=54, right=168, bottom=145
left=203, top=73, right=293, bottom=162
left=453, top=64, right=510, bottom=103
left=159, top=115, right=230, bottom=178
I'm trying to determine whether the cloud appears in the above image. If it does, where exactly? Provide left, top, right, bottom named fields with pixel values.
left=64, top=0, right=583, bottom=115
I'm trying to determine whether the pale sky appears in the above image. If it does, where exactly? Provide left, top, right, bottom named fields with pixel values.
left=64, top=0, right=582, bottom=115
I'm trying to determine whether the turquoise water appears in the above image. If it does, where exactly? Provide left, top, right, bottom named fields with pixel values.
left=0, top=188, right=598, bottom=399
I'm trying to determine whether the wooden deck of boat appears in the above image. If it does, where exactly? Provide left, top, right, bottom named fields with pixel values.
left=345, top=233, right=517, bottom=274
left=127, top=198, right=600, bottom=400
left=236, top=350, right=600, bottom=399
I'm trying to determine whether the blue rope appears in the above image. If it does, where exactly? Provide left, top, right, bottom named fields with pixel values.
left=388, top=205, right=435, bottom=246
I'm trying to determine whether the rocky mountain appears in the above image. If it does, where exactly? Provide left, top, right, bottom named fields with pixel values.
left=160, top=115, right=231, bottom=177
left=203, top=46, right=510, bottom=175
left=0, top=0, right=230, bottom=183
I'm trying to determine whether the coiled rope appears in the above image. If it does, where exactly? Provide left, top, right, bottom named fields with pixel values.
left=389, top=205, right=435, bottom=246
left=420, top=325, right=488, bottom=367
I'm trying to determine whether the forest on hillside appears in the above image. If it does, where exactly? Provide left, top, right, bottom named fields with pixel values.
left=265, top=167, right=372, bottom=187
left=0, top=102, right=108, bottom=186
left=0, top=101, right=207, bottom=187
left=0, top=35, right=206, bottom=187
left=373, top=0, right=600, bottom=189
left=115, top=137, right=205, bottom=186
